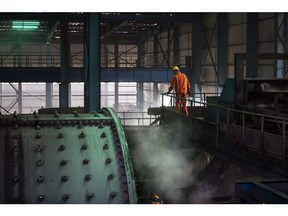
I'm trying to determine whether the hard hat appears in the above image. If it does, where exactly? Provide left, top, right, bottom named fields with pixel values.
left=172, top=66, right=179, bottom=71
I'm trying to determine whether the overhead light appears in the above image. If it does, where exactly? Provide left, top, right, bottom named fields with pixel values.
left=55, top=36, right=60, bottom=39
left=12, top=21, right=39, bottom=30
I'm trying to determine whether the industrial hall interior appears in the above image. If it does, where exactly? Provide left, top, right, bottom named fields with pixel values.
left=0, top=12, right=288, bottom=204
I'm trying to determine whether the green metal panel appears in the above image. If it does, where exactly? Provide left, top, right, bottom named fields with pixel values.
left=0, top=108, right=137, bottom=204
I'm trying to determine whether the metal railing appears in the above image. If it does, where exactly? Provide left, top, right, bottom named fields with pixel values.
left=161, top=92, right=220, bottom=107
left=117, top=111, right=159, bottom=126
left=0, top=54, right=192, bottom=69
left=161, top=93, right=288, bottom=173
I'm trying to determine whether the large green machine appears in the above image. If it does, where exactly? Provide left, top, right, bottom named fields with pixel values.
left=0, top=107, right=137, bottom=204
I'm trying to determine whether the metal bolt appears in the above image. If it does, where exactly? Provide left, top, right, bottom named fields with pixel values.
left=83, top=159, right=89, bottom=165
left=62, top=194, right=69, bottom=202
left=98, top=123, right=104, bottom=128
left=13, top=146, right=20, bottom=152
left=81, top=144, right=88, bottom=151
left=35, top=125, right=41, bottom=130
left=58, top=145, right=65, bottom=151
left=110, top=192, right=117, bottom=199
left=54, top=111, right=59, bottom=118
left=105, top=158, right=112, bottom=164
left=86, top=193, right=94, bottom=201
left=103, top=144, right=109, bottom=150
left=35, top=132, right=41, bottom=139
left=79, top=131, right=86, bottom=139
left=60, top=160, right=68, bottom=166
left=73, top=111, right=79, bottom=117
left=37, top=176, right=44, bottom=183
left=100, top=132, right=106, bottom=138
left=107, top=174, right=114, bottom=180
left=77, top=122, right=83, bottom=129
left=94, top=113, right=100, bottom=117
left=61, top=176, right=69, bottom=182
left=13, top=124, right=18, bottom=130
left=13, top=177, right=19, bottom=183
left=36, top=159, right=44, bottom=166
left=13, top=162, right=19, bottom=167
left=57, top=133, right=64, bottom=139
left=84, top=174, right=92, bottom=181
left=38, top=195, right=45, bottom=201
left=35, top=145, right=43, bottom=152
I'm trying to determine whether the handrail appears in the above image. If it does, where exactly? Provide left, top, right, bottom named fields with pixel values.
left=161, top=92, right=288, bottom=174
left=117, top=111, right=159, bottom=126
left=161, top=92, right=288, bottom=122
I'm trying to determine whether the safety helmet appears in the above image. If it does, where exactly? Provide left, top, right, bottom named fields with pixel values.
left=172, top=66, right=179, bottom=71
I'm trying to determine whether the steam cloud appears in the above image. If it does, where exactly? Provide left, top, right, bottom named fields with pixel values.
left=132, top=121, right=215, bottom=203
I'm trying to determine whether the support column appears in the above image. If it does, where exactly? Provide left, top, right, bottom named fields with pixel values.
left=247, top=13, right=258, bottom=78
left=173, top=25, right=179, bottom=66
left=18, top=83, right=22, bottom=114
left=192, top=21, right=203, bottom=97
left=137, top=39, right=144, bottom=67
left=115, top=83, right=119, bottom=111
left=114, top=42, right=119, bottom=112
left=17, top=38, right=22, bottom=113
left=115, top=43, right=119, bottom=68
left=59, top=14, right=70, bottom=108
left=153, top=83, right=159, bottom=106
left=46, top=42, right=53, bottom=108
left=84, top=13, right=101, bottom=112
left=276, top=13, right=287, bottom=78
left=153, top=34, right=159, bottom=67
left=137, top=83, right=144, bottom=111
left=217, top=13, right=228, bottom=88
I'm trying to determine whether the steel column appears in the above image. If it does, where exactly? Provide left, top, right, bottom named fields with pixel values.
left=137, top=83, right=144, bottom=111
left=276, top=13, right=287, bottom=78
left=173, top=25, right=179, bottom=66
left=59, top=14, right=70, bottom=108
left=84, top=13, right=101, bottom=112
left=247, top=13, right=258, bottom=77
left=153, top=83, right=159, bottom=106
left=217, top=13, right=228, bottom=87
left=153, top=34, right=159, bottom=67
left=46, top=42, right=53, bottom=108
left=192, top=21, right=203, bottom=97
left=18, top=83, right=22, bottom=114
left=115, top=83, right=119, bottom=111
left=115, top=42, right=119, bottom=68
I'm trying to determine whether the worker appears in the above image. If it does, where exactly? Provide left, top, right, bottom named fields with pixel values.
left=166, top=66, right=191, bottom=116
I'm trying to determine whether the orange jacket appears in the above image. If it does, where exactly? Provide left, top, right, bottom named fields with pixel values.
left=168, top=71, right=190, bottom=94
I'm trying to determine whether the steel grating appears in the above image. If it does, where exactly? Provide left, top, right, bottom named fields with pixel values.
left=0, top=107, right=137, bottom=204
